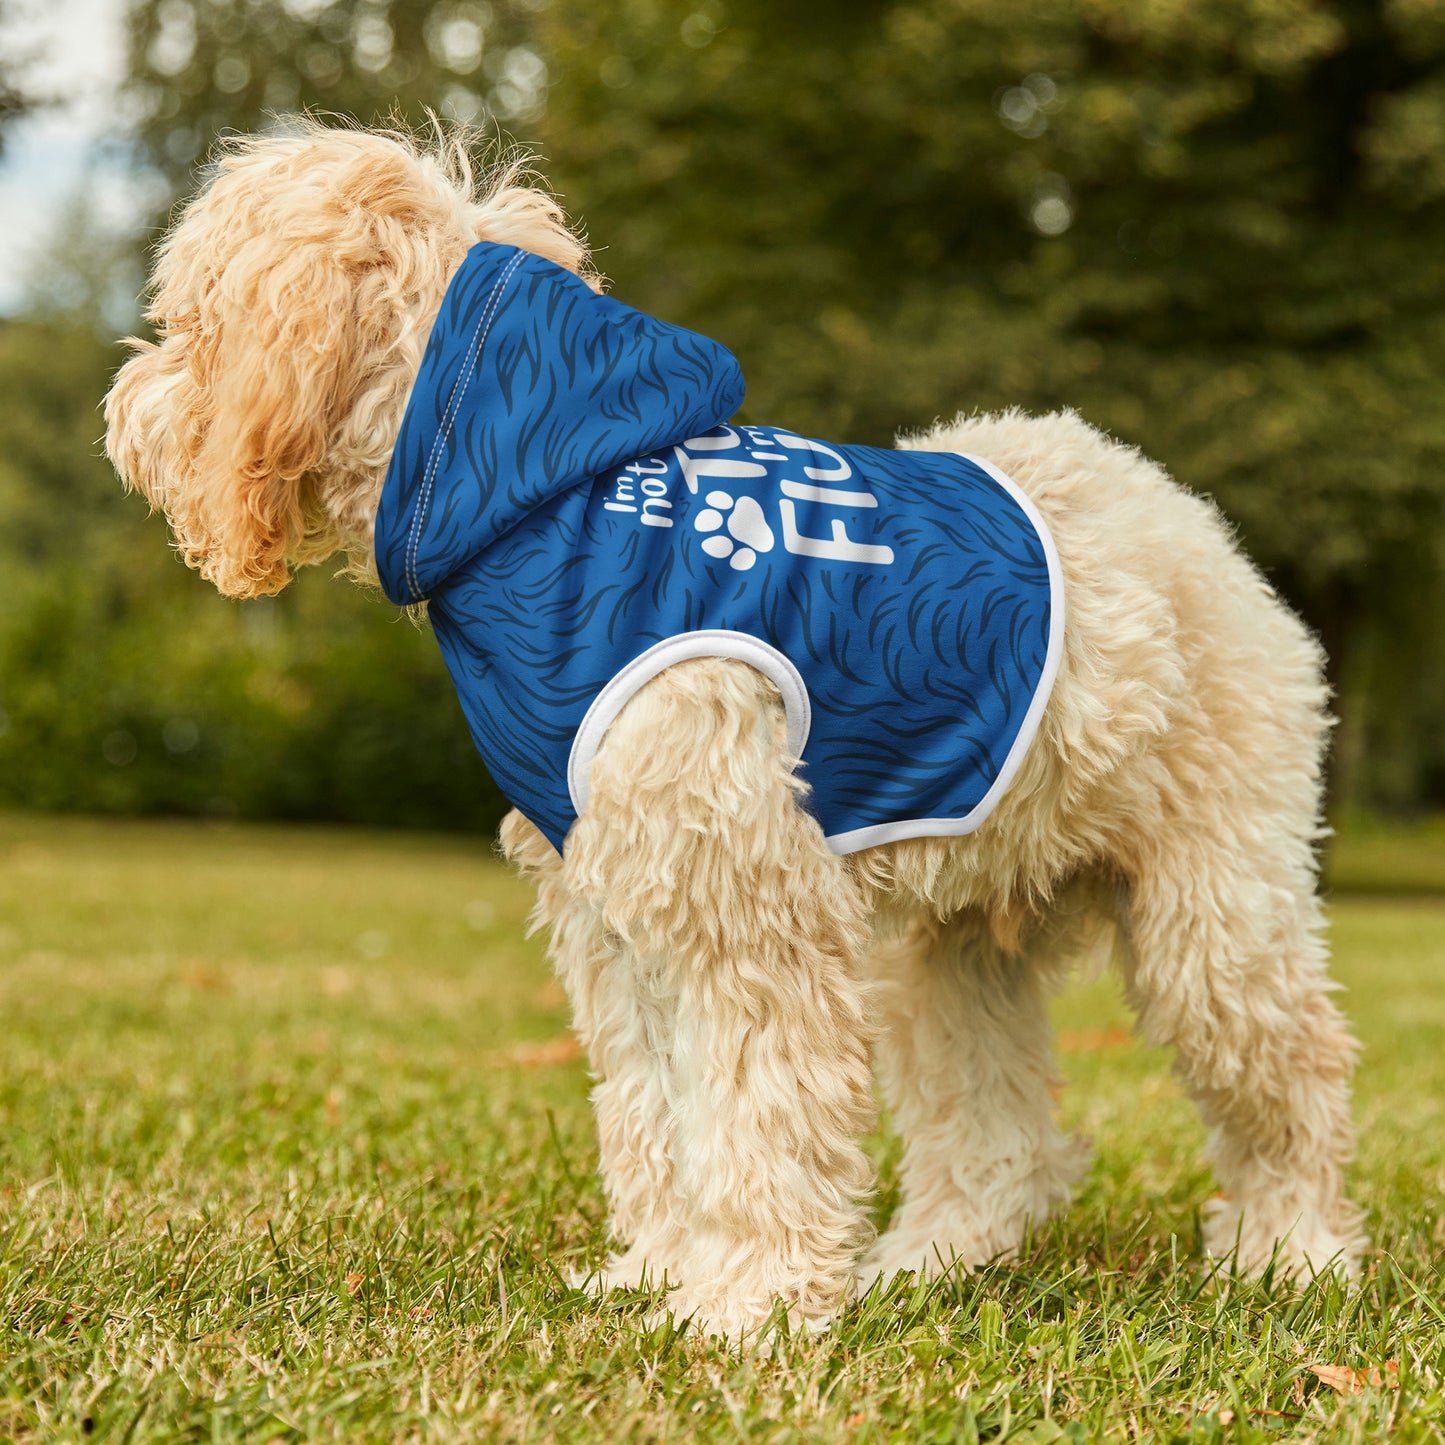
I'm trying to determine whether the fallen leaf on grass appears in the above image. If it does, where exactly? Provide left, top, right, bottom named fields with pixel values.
left=1310, top=1362, right=1399, bottom=1395
left=345, top=1273, right=365, bottom=1296
left=179, top=961, right=230, bottom=992
left=319, top=967, right=353, bottom=996
left=197, top=1332, right=244, bottom=1349
left=500, top=1037, right=584, bottom=1067
left=1056, top=1027, right=1134, bottom=1052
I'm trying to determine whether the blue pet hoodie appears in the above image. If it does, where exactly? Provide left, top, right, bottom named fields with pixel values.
left=374, top=242, right=1064, bottom=855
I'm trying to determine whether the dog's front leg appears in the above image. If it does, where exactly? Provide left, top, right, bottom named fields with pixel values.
left=501, top=809, right=688, bottom=1290
left=565, top=658, right=878, bottom=1344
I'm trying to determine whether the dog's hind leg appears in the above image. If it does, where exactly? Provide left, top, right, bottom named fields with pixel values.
left=859, top=910, right=1089, bottom=1290
left=501, top=810, right=689, bottom=1292
left=565, top=658, right=878, bottom=1343
left=1121, top=830, right=1364, bottom=1279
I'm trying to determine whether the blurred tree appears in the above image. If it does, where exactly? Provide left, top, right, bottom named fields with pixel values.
left=0, top=314, right=510, bottom=829
left=12, top=0, right=1433, bottom=823
left=10, top=0, right=544, bottom=833
left=0, top=0, right=36, bottom=153
left=124, top=0, right=545, bottom=192
left=532, top=0, right=1445, bottom=807
left=0, top=316, right=131, bottom=571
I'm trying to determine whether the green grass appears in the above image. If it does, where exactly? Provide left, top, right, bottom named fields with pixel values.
left=1325, top=813, right=1445, bottom=897
left=1, top=813, right=1442, bottom=1443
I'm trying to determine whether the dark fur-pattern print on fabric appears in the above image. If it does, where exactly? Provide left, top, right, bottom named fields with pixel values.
left=375, top=242, right=1061, bottom=853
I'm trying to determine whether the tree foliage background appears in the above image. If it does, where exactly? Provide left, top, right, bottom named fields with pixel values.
left=3, top=0, right=1445, bottom=827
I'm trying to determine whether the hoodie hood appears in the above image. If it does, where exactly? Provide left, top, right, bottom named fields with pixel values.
left=375, top=242, right=746, bottom=605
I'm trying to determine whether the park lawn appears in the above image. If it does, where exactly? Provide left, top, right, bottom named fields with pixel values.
left=1324, top=813, right=1445, bottom=897
left=1, top=813, right=1442, bottom=1444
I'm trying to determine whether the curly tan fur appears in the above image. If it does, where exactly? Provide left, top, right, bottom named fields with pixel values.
left=106, top=119, right=594, bottom=598
left=105, top=122, right=1365, bottom=1345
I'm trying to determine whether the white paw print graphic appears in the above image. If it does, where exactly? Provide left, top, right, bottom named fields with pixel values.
left=693, top=491, right=776, bottom=571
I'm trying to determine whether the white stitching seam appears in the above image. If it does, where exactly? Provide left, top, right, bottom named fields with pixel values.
left=405, top=249, right=526, bottom=601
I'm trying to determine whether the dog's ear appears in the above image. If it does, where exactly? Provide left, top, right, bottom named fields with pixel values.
left=106, top=332, right=199, bottom=544
left=183, top=241, right=360, bottom=597
left=105, top=127, right=598, bottom=598
left=106, top=133, right=437, bottom=600
left=106, top=242, right=362, bottom=599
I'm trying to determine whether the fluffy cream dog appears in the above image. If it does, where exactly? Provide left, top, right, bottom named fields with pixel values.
left=105, top=122, right=1364, bottom=1342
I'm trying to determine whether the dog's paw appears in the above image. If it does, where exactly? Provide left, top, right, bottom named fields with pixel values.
left=645, top=1288, right=834, bottom=1351
left=570, top=1245, right=675, bottom=1296
left=1201, top=1196, right=1366, bottom=1282
left=856, top=1230, right=1004, bottom=1296
left=860, top=1135, right=1092, bottom=1295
